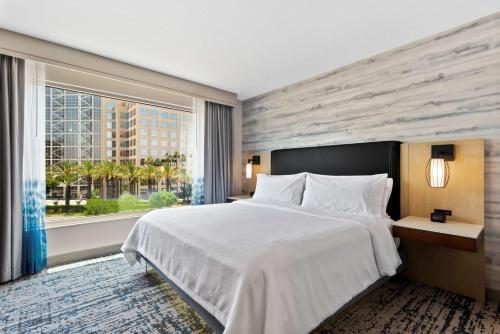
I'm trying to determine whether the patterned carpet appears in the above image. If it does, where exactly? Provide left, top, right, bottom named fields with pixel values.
left=0, top=255, right=499, bottom=334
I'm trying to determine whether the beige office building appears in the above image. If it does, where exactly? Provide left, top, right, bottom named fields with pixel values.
left=46, top=87, right=193, bottom=199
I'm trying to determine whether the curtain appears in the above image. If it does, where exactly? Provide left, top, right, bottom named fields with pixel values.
left=0, top=55, right=46, bottom=283
left=191, top=98, right=205, bottom=205
left=0, top=55, right=25, bottom=283
left=22, top=60, right=46, bottom=274
left=204, top=101, right=234, bottom=204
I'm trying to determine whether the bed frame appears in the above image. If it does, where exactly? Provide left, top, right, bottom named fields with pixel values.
left=142, top=140, right=402, bottom=333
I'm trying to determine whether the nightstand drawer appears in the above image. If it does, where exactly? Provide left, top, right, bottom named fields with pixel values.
left=392, top=225, right=481, bottom=252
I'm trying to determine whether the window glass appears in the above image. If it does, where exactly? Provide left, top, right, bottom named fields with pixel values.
left=45, top=86, right=194, bottom=221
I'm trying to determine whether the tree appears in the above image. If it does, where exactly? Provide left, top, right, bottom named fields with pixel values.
left=141, top=163, right=160, bottom=196
left=176, top=168, right=191, bottom=198
left=95, top=161, right=121, bottom=199
left=78, top=161, right=95, bottom=199
left=120, top=162, right=141, bottom=196
left=171, top=151, right=180, bottom=167
left=160, top=164, right=178, bottom=192
left=51, top=161, right=79, bottom=208
left=45, top=171, right=60, bottom=198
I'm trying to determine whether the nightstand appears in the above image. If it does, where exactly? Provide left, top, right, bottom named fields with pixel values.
left=394, top=215, right=485, bottom=301
left=226, top=195, right=252, bottom=203
left=393, top=216, right=484, bottom=252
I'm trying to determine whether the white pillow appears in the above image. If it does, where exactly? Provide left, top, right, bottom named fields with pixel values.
left=253, top=173, right=306, bottom=205
left=381, top=178, right=393, bottom=218
left=302, top=173, right=388, bottom=217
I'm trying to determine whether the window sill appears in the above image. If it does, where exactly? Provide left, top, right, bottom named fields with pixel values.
left=46, top=209, right=151, bottom=228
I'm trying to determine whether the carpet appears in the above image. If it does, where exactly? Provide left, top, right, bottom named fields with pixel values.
left=1, top=255, right=499, bottom=333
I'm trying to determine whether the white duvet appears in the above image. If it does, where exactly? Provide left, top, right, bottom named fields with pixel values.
left=121, top=200, right=401, bottom=334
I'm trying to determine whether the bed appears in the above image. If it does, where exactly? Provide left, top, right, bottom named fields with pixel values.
left=122, top=141, right=403, bottom=334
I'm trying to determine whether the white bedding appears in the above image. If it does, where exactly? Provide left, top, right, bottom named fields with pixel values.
left=121, top=200, right=401, bottom=334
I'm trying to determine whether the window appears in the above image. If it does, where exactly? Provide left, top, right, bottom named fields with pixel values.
left=45, top=87, right=194, bottom=223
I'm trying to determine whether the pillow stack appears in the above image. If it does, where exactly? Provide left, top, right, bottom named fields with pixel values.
left=252, top=172, right=393, bottom=218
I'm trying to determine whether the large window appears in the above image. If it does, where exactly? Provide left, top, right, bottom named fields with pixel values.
left=45, top=87, right=194, bottom=219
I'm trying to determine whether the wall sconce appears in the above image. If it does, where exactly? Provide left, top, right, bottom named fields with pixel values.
left=245, top=155, right=260, bottom=179
left=426, top=144, right=454, bottom=188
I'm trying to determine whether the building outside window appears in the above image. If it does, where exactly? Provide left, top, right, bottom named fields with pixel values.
left=45, top=87, right=194, bottom=219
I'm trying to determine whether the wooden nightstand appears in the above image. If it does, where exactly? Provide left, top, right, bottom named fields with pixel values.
left=393, top=216, right=484, bottom=252
left=226, top=195, right=252, bottom=203
left=394, top=216, right=485, bottom=301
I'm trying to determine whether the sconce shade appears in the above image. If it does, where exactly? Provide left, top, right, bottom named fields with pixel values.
left=426, top=158, right=450, bottom=188
left=245, top=162, right=252, bottom=179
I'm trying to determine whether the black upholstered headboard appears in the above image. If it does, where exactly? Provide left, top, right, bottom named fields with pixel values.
left=271, top=141, right=401, bottom=220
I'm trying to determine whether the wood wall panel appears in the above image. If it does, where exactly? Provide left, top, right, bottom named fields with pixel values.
left=242, top=13, right=500, bottom=291
left=400, top=140, right=485, bottom=301
left=402, top=140, right=484, bottom=225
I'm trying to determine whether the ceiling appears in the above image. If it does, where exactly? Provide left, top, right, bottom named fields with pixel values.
left=1, top=1, right=499, bottom=100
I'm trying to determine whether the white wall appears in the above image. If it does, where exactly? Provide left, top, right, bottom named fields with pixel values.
left=47, top=217, right=139, bottom=266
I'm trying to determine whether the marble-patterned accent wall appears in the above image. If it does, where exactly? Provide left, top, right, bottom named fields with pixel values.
left=242, top=12, right=500, bottom=291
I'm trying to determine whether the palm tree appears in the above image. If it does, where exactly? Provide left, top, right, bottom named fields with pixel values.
left=96, top=161, right=121, bottom=199
left=45, top=171, right=60, bottom=198
left=79, top=160, right=95, bottom=199
left=160, top=164, right=178, bottom=192
left=141, top=163, right=160, bottom=196
left=176, top=168, right=191, bottom=198
left=171, top=151, right=180, bottom=167
left=120, top=162, right=141, bottom=196
left=51, top=161, right=79, bottom=208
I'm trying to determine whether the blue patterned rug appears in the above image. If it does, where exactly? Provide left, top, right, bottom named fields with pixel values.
left=1, top=255, right=499, bottom=333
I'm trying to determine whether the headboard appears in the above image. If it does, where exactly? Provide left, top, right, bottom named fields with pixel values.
left=271, top=141, right=401, bottom=220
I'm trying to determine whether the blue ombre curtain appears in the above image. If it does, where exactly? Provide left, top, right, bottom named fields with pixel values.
left=21, top=60, right=47, bottom=274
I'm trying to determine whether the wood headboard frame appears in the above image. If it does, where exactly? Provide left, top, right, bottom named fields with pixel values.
left=271, top=141, right=401, bottom=220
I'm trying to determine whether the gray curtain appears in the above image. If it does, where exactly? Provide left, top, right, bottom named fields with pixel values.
left=0, top=55, right=25, bottom=283
left=204, top=102, right=233, bottom=204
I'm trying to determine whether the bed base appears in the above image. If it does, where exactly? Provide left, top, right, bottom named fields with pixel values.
left=141, top=249, right=406, bottom=334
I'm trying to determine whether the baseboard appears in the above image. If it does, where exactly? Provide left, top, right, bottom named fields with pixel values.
left=486, top=288, right=500, bottom=302
left=48, top=244, right=122, bottom=267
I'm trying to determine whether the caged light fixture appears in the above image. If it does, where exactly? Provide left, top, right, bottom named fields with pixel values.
left=426, top=144, right=454, bottom=188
